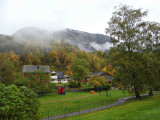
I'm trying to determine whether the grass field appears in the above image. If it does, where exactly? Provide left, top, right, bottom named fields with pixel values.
left=60, top=94, right=160, bottom=120
left=39, top=90, right=130, bottom=119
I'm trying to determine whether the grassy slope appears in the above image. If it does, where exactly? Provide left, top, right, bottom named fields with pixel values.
left=61, top=94, right=160, bottom=120
left=39, top=90, right=129, bottom=118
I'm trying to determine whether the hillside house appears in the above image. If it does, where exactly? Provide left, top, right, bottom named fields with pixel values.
left=84, top=71, right=113, bottom=83
left=23, top=65, right=50, bottom=83
left=50, top=71, right=68, bottom=83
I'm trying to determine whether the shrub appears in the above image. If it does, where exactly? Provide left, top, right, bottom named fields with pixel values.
left=0, top=84, right=40, bottom=120
left=68, top=80, right=78, bottom=88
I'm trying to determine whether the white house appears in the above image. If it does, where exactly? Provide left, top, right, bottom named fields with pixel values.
left=50, top=71, right=68, bottom=83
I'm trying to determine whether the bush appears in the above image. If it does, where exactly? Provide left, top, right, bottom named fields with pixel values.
left=68, top=80, right=78, bottom=88
left=0, top=84, right=40, bottom=120
left=14, top=73, right=56, bottom=95
left=34, top=83, right=56, bottom=95
left=14, top=77, right=29, bottom=87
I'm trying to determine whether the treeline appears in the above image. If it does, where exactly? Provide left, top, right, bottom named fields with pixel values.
left=0, top=35, right=109, bottom=85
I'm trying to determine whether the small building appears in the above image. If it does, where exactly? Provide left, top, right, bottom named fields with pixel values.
left=23, top=65, right=50, bottom=83
left=50, top=71, right=68, bottom=83
left=84, top=71, right=113, bottom=83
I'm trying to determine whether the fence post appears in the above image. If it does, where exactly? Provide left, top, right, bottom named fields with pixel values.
left=79, top=105, right=80, bottom=115
left=118, top=99, right=119, bottom=105
left=48, top=110, right=49, bottom=120
left=65, top=105, right=66, bottom=117
left=101, top=103, right=102, bottom=110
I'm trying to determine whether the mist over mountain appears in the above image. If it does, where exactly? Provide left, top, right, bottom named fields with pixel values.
left=13, top=27, right=112, bottom=52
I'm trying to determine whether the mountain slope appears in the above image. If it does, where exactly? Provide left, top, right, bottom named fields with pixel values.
left=13, top=27, right=112, bottom=52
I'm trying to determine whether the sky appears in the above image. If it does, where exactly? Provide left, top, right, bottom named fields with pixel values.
left=0, top=0, right=160, bottom=35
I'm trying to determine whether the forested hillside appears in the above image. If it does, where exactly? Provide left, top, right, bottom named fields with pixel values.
left=0, top=34, right=108, bottom=76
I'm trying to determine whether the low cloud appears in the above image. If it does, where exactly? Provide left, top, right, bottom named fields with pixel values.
left=0, top=0, right=160, bottom=35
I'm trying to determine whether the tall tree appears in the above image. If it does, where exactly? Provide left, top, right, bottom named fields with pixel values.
left=89, top=75, right=110, bottom=89
left=141, top=22, right=160, bottom=95
left=142, top=53, right=158, bottom=95
left=48, top=50, right=58, bottom=64
left=0, top=53, right=15, bottom=85
left=71, top=58, right=90, bottom=87
left=106, top=4, right=148, bottom=98
left=25, top=52, right=41, bottom=65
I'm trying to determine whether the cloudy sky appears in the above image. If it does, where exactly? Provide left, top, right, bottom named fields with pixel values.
left=0, top=0, right=160, bottom=35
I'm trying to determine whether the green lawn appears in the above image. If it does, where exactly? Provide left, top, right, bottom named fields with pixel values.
left=60, top=94, right=160, bottom=120
left=39, top=90, right=130, bottom=119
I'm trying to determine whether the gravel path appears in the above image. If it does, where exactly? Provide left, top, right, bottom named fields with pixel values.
left=42, top=93, right=159, bottom=120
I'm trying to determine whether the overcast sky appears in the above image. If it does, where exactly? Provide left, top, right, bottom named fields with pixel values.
left=0, top=0, right=160, bottom=35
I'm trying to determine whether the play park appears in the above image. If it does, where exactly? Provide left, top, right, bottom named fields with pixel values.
left=39, top=89, right=131, bottom=119
left=39, top=89, right=160, bottom=120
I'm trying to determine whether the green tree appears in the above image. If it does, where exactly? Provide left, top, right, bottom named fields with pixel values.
left=25, top=52, right=41, bottom=65
left=142, top=53, right=158, bottom=95
left=89, top=75, right=107, bottom=88
left=14, top=75, right=29, bottom=87
left=0, top=84, right=40, bottom=120
left=26, top=71, right=55, bottom=95
left=89, top=75, right=111, bottom=95
left=0, top=53, right=15, bottom=85
left=141, top=22, right=160, bottom=95
left=106, top=4, right=148, bottom=98
left=71, top=58, right=90, bottom=87
left=55, top=57, right=61, bottom=68
left=48, top=50, right=58, bottom=64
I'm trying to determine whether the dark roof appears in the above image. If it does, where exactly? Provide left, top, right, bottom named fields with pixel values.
left=89, top=72, right=105, bottom=76
left=57, top=71, right=66, bottom=79
left=0, top=77, right=2, bottom=82
left=106, top=76, right=113, bottom=80
left=23, top=65, right=50, bottom=73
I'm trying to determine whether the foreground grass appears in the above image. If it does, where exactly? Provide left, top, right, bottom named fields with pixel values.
left=60, top=94, right=160, bottom=120
left=39, top=90, right=129, bottom=118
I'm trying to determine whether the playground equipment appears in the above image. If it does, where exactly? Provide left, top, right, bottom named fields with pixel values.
left=90, top=90, right=95, bottom=94
left=58, top=86, right=65, bottom=95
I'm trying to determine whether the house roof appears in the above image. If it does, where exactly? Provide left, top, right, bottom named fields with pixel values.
left=89, top=71, right=105, bottom=76
left=57, top=71, right=66, bottom=79
left=23, top=65, right=50, bottom=73
left=51, top=71, right=58, bottom=75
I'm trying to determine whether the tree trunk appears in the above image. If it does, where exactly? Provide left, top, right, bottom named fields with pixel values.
left=94, top=86, right=97, bottom=91
left=135, top=91, right=140, bottom=98
left=149, top=89, right=153, bottom=96
left=98, top=88, right=101, bottom=95
left=78, top=80, right=81, bottom=88
left=134, top=87, right=141, bottom=98
left=106, top=90, right=108, bottom=97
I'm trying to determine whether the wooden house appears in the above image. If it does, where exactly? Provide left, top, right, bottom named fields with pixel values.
left=23, top=65, right=50, bottom=83
left=84, top=71, right=113, bottom=83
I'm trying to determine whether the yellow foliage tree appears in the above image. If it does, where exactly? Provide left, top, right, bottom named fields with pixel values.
left=25, top=53, right=41, bottom=65
left=9, top=51, right=20, bottom=62
left=89, top=75, right=110, bottom=90
left=48, top=50, right=58, bottom=60
left=102, top=64, right=115, bottom=76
